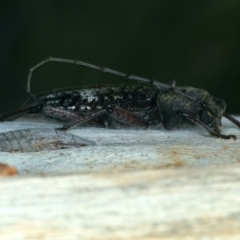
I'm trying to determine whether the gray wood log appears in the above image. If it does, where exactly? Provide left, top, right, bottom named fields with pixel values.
left=0, top=117, right=239, bottom=175
left=1, top=165, right=240, bottom=239
left=0, top=117, right=240, bottom=239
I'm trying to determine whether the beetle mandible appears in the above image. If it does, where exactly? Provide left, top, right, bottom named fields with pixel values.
left=0, top=57, right=239, bottom=140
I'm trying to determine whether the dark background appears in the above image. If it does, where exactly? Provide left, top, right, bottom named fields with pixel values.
left=1, top=1, right=240, bottom=114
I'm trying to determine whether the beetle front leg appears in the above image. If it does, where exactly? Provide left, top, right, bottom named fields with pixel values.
left=179, top=112, right=237, bottom=140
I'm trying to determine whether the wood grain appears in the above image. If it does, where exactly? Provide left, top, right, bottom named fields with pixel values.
left=1, top=165, right=240, bottom=239
left=0, top=117, right=240, bottom=239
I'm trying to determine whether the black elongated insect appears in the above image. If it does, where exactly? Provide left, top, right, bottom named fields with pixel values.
left=0, top=57, right=240, bottom=140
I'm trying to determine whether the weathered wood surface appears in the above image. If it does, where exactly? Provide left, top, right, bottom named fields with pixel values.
left=1, top=165, right=240, bottom=239
left=0, top=117, right=240, bottom=239
left=0, top=118, right=239, bottom=175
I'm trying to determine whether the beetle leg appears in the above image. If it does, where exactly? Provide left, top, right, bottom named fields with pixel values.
left=179, top=112, right=237, bottom=140
left=223, top=112, right=240, bottom=128
left=0, top=105, right=40, bottom=121
left=109, top=108, right=146, bottom=127
left=50, top=108, right=107, bottom=130
left=55, top=107, right=146, bottom=130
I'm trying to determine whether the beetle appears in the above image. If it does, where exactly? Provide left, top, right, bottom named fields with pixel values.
left=0, top=57, right=239, bottom=140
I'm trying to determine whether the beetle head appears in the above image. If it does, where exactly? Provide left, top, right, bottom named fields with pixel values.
left=157, top=87, right=226, bottom=133
left=199, top=96, right=226, bottom=133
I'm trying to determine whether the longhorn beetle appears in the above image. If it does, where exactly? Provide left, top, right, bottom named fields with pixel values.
left=0, top=57, right=240, bottom=140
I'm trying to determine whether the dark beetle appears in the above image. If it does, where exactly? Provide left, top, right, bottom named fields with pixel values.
left=0, top=57, right=239, bottom=140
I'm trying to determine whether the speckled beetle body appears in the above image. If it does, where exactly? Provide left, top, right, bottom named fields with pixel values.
left=0, top=57, right=239, bottom=140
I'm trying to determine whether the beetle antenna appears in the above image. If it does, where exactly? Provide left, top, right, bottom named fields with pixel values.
left=27, top=58, right=51, bottom=97
left=27, top=57, right=174, bottom=95
left=25, top=57, right=225, bottom=117
left=27, top=58, right=204, bottom=103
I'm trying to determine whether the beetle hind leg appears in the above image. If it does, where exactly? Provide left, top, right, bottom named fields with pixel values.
left=0, top=105, right=41, bottom=121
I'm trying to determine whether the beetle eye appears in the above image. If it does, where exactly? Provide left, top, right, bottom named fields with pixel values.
left=200, top=109, right=212, bottom=124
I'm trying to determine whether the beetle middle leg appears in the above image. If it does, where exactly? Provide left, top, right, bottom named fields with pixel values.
left=43, top=106, right=107, bottom=130
left=108, top=108, right=146, bottom=127
left=43, top=105, right=147, bottom=130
